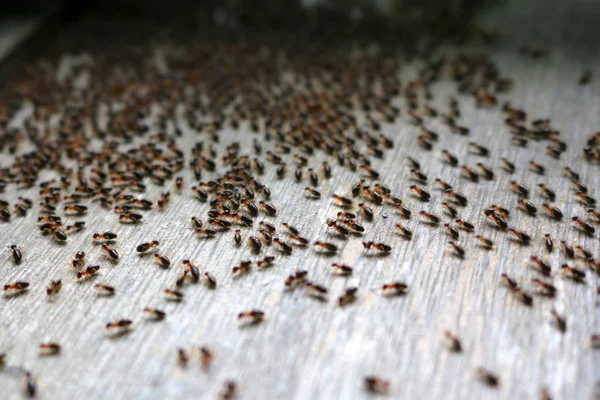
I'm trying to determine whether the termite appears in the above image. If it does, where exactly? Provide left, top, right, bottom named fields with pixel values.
left=542, top=204, right=562, bottom=220
left=443, top=331, right=462, bottom=352
left=338, top=287, right=358, bottom=306
left=220, top=381, right=236, bottom=400
left=154, top=253, right=171, bottom=268
left=93, top=232, right=117, bottom=242
left=39, top=343, right=61, bottom=355
left=442, top=202, right=458, bottom=217
left=77, top=266, right=100, bottom=280
left=441, top=150, right=459, bottom=166
left=561, top=241, right=575, bottom=258
left=461, top=166, right=479, bottom=182
left=550, top=309, right=566, bottom=333
left=364, top=376, right=390, bottom=394
left=382, top=282, right=408, bottom=296
left=560, top=264, right=585, bottom=281
left=305, top=281, right=328, bottom=298
left=532, top=279, right=556, bottom=296
left=106, top=319, right=132, bottom=330
left=475, top=163, right=494, bottom=180
left=95, top=284, right=115, bottom=296
left=448, top=241, right=465, bottom=257
left=419, top=211, right=440, bottom=224
left=530, top=256, right=551, bottom=276
left=435, top=178, right=453, bottom=192
left=102, top=244, right=120, bottom=261
left=537, top=184, right=556, bottom=201
left=444, top=224, right=460, bottom=239
left=500, top=158, right=515, bottom=173
left=518, top=199, right=537, bottom=215
left=475, top=367, right=499, bottom=387
left=474, top=235, right=493, bottom=248
left=571, top=216, right=595, bottom=236
left=362, top=241, right=391, bottom=253
left=165, top=289, right=184, bottom=301
left=137, top=241, right=159, bottom=253
left=510, top=181, right=529, bottom=198
left=314, top=241, right=338, bottom=253
left=46, top=280, right=62, bottom=296
left=509, top=229, right=531, bottom=244
left=455, top=219, right=474, bottom=232
left=238, top=310, right=264, bottom=324
left=410, top=185, right=430, bottom=201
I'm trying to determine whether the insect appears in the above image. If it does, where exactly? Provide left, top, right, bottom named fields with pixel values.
left=575, top=245, right=593, bottom=260
left=10, top=244, right=22, bottom=263
left=475, top=367, right=499, bottom=387
left=475, top=163, right=494, bottom=180
left=25, top=371, right=36, bottom=397
left=542, top=204, right=563, bottom=220
left=474, top=235, right=493, bottom=248
left=571, top=216, right=595, bottom=236
left=419, top=211, right=440, bottom=224
left=362, top=241, right=391, bottom=253
left=500, top=158, right=515, bottom=173
left=165, top=289, right=184, bottom=301
left=560, top=264, right=585, bottom=281
left=537, top=184, right=556, bottom=201
left=203, top=272, right=217, bottom=289
left=39, top=343, right=61, bottom=355
left=448, top=241, right=465, bottom=257
left=410, top=169, right=427, bottom=183
left=106, top=319, right=132, bottom=330
left=544, top=234, right=553, bottom=252
left=331, top=263, right=353, bottom=275
left=510, top=181, right=529, bottom=198
left=410, top=185, right=430, bottom=201
left=195, top=228, right=217, bottom=237
left=153, top=253, right=170, bottom=268
left=51, top=228, right=68, bottom=242
left=442, top=202, right=458, bottom=217
left=95, top=284, right=115, bottom=296
left=455, top=219, right=474, bottom=232
left=485, top=210, right=507, bottom=230
left=509, top=229, right=531, bottom=244
left=444, top=224, right=459, bottom=239
left=575, top=192, right=596, bottom=207
left=285, top=270, right=308, bottom=288
left=364, top=376, right=390, bottom=394
left=232, top=260, right=252, bottom=275
left=338, top=287, right=358, bottom=306
left=4, top=281, right=30, bottom=294
left=93, top=232, right=117, bottom=242
left=446, top=191, right=467, bottom=206
left=282, top=222, right=299, bottom=235
left=178, top=348, right=189, bottom=366
left=382, top=282, right=408, bottom=296
left=157, top=191, right=171, bottom=208
left=219, top=380, right=236, bottom=400
left=443, top=331, right=462, bottom=352
left=313, top=241, right=338, bottom=253
left=532, top=279, right=557, bottom=297
left=561, top=241, right=575, bottom=258
left=530, top=256, right=551, bottom=276
left=305, top=281, right=328, bottom=298
left=119, top=212, right=143, bottom=223
left=102, top=244, right=120, bottom=261
left=46, top=280, right=62, bottom=296
left=395, top=224, right=412, bottom=240
left=441, top=150, right=459, bottom=166
left=77, top=265, right=100, bottom=280
left=326, top=219, right=349, bottom=235
left=199, top=346, right=213, bottom=370
left=395, top=204, right=412, bottom=219
left=358, top=203, right=374, bottom=220
left=137, top=241, right=159, bottom=253
left=550, top=309, right=566, bottom=333
left=238, top=310, right=264, bottom=324
left=518, top=199, right=537, bottom=215
left=460, top=166, right=479, bottom=182
left=64, top=204, right=88, bottom=215
left=435, top=179, right=453, bottom=192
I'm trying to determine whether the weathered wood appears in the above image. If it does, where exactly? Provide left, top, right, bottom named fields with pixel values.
left=0, top=1, right=598, bottom=399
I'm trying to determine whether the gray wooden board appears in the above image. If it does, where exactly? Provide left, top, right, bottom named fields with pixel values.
left=0, top=1, right=599, bottom=399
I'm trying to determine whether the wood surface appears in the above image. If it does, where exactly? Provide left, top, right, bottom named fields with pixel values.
left=0, top=1, right=599, bottom=399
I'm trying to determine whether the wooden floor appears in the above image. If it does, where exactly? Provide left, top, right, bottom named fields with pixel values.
left=0, top=1, right=598, bottom=399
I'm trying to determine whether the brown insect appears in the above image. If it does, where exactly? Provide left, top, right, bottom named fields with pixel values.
left=560, top=264, right=585, bottom=281
left=442, top=202, right=458, bottom=218
left=314, top=241, right=338, bottom=253
left=338, top=287, right=358, bottom=306
left=550, top=309, right=566, bottom=333
left=455, top=219, right=474, bottom=232
left=571, top=216, right=595, bottom=236
left=419, top=211, right=440, bottom=224
left=119, top=212, right=143, bottom=223
left=532, top=279, right=557, bottom=297
left=561, top=241, right=575, bottom=258
left=575, top=192, right=596, bottom=207
left=364, top=376, right=390, bottom=394
left=305, top=281, right=328, bottom=298
left=410, top=169, right=427, bottom=183
left=509, top=229, right=531, bottom=244
left=238, top=310, right=264, bottom=324
left=3, top=281, right=29, bottom=294
left=410, top=185, right=430, bottom=201
left=475, top=163, right=494, bottom=180
left=199, top=346, right=213, bottom=370
left=51, top=228, right=68, bottom=241
left=500, top=158, right=515, bottom=173
left=154, top=253, right=171, bottom=268
left=544, top=234, right=553, bottom=252
left=285, top=270, right=308, bottom=288
left=444, top=224, right=460, bottom=239
left=542, top=204, right=562, bottom=220
left=363, top=241, right=391, bottom=253
left=195, top=228, right=217, bottom=237
left=46, top=280, right=62, bottom=296
left=93, top=231, right=117, bottom=241
left=137, top=241, right=159, bottom=253
left=282, top=223, right=300, bottom=235
left=510, top=181, right=529, bottom=198
left=326, top=219, right=349, bottom=235
left=106, top=319, right=132, bottom=330
left=395, top=204, right=412, bottom=219
left=77, top=265, right=100, bottom=280
left=460, top=166, right=479, bottom=182
left=530, top=256, right=551, bottom=276
left=518, top=199, right=537, bottom=215
left=248, top=236, right=262, bottom=253
left=331, top=263, right=353, bottom=275
left=176, top=348, right=189, bottom=366
left=475, top=367, right=499, bottom=387
left=435, top=178, right=453, bottom=192
left=537, top=184, right=556, bottom=201
left=443, top=331, right=462, bottom=352
left=64, top=204, right=88, bottom=215
left=382, top=282, right=408, bottom=296
left=441, top=150, right=459, bottom=166
left=40, top=343, right=61, bottom=355
left=25, top=371, right=36, bottom=397
left=101, top=244, right=120, bottom=261
left=232, top=260, right=252, bottom=275
left=143, top=308, right=166, bottom=320
left=9, top=244, right=22, bottom=264
left=220, top=380, right=237, bottom=400
left=204, top=272, right=217, bottom=289
left=95, top=284, right=115, bottom=296
left=474, top=235, right=493, bottom=248
left=448, top=241, right=465, bottom=257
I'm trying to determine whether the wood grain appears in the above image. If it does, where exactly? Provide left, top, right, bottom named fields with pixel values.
left=0, top=1, right=599, bottom=399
